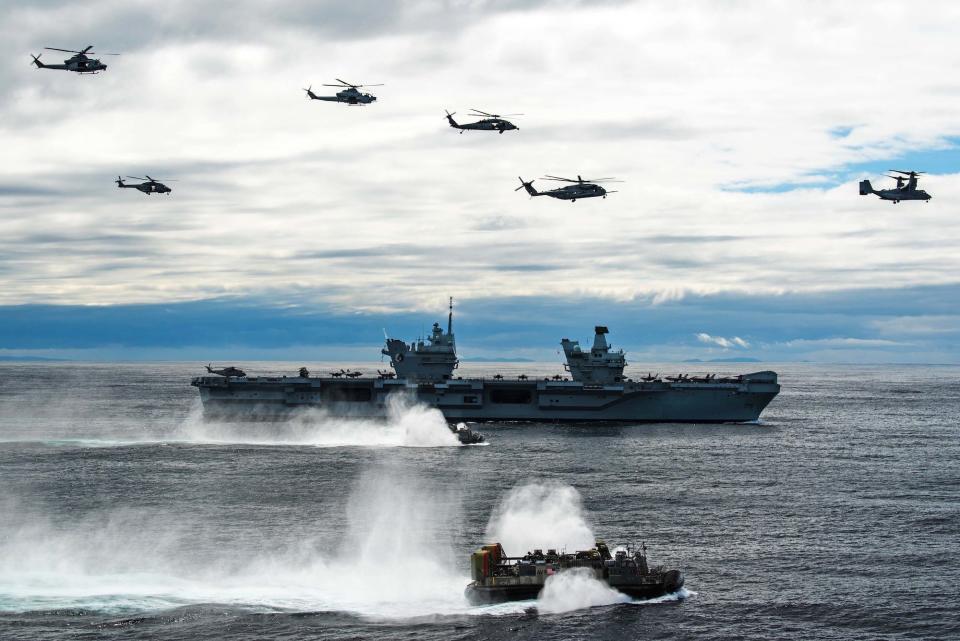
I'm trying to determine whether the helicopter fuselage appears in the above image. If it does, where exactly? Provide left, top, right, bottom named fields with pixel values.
left=117, top=181, right=171, bottom=195
left=874, top=188, right=931, bottom=203
left=859, top=178, right=931, bottom=204
left=543, top=184, right=607, bottom=201
left=33, top=54, right=107, bottom=73
left=450, top=117, right=518, bottom=133
left=307, top=88, right=377, bottom=105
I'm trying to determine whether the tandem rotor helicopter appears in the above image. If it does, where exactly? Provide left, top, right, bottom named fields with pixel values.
left=31, top=45, right=119, bottom=74
left=304, top=79, right=382, bottom=105
left=116, top=176, right=175, bottom=195
left=445, top=109, right=521, bottom=134
left=515, top=175, right=621, bottom=202
left=859, top=170, right=932, bottom=204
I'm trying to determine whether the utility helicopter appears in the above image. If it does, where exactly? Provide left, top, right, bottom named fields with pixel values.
left=859, top=170, right=932, bottom=203
left=515, top=175, right=621, bottom=202
left=304, top=79, right=382, bottom=105
left=445, top=109, right=521, bottom=134
left=116, top=176, right=174, bottom=195
left=31, top=45, right=118, bottom=74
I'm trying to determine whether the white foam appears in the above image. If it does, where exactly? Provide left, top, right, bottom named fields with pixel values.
left=536, top=567, right=631, bottom=613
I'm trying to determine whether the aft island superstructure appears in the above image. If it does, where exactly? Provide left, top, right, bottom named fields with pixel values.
left=191, top=302, right=780, bottom=423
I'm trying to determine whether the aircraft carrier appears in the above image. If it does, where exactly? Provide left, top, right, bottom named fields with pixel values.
left=191, top=302, right=780, bottom=423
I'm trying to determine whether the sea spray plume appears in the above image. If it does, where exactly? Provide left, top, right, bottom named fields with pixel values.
left=484, top=482, right=596, bottom=555
left=176, top=394, right=460, bottom=447
left=0, top=464, right=472, bottom=618
left=536, top=567, right=631, bottom=613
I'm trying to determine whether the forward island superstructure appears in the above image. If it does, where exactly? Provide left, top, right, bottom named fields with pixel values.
left=191, top=301, right=780, bottom=423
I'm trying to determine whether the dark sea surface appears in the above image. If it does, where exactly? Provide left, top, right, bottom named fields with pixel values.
left=0, top=362, right=958, bottom=641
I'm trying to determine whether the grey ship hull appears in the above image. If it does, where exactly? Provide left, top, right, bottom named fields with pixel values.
left=191, top=371, right=779, bottom=423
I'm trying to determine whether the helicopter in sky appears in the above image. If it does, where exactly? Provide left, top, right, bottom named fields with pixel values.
left=515, top=175, right=621, bottom=202
left=859, top=170, right=932, bottom=203
left=445, top=109, right=521, bottom=134
left=116, top=176, right=174, bottom=195
left=31, top=45, right=119, bottom=74
left=304, top=79, right=382, bottom=105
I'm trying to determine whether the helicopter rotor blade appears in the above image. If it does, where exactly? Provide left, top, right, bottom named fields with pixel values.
left=889, top=169, right=924, bottom=175
left=335, top=78, right=354, bottom=87
left=469, top=109, right=495, bottom=117
left=542, top=175, right=577, bottom=182
left=45, top=47, right=83, bottom=53
left=126, top=176, right=148, bottom=181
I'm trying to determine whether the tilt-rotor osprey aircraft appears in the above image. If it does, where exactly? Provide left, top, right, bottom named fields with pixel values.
left=445, top=109, right=521, bottom=134
left=860, top=170, right=932, bottom=203
left=31, top=45, right=119, bottom=73
left=116, top=176, right=174, bottom=195
left=515, top=175, right=621, bottom=202
left=304, top=79, right=382, bottom=105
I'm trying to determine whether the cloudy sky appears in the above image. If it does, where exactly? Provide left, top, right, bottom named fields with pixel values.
left=1, top=0, right=959, bottom=361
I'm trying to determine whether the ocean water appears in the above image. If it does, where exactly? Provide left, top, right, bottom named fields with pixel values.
left=0, top=361, right=957, bottom=640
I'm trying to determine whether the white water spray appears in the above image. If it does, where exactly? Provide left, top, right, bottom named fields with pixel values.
left=536, top=567, right=631, bottom=613
left=484, top=482, right=596, bottom=556
left=0, top=464, right=472, bottom=618
left=177, top=395, right=462, bottom=448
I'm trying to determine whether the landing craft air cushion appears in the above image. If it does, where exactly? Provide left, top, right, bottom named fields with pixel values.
left=191, top=301, right=780, bottom=423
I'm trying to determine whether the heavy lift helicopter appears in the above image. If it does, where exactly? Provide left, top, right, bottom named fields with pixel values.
left=31, top=45, right=119, bottom=74
left=859, top=170, right=932, bottom=203
left=515, top=175, right=621, bottom=202
left=445, top=109, right=521, bottom=134
left=116, top=176, right=174, bottom=195
left=304, top=79, right=382, bottom=105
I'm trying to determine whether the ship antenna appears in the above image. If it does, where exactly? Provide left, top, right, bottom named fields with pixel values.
left=448, top=296, right=453, bottom=335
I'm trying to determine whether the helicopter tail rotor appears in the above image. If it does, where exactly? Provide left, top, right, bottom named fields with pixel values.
left=303, top=86, right=318, bottom=99
left=515, top=177, right=538, bottom=197
left=30, top=54, right=45, bottom=68
left=445, top=110, right=459, bottom=128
